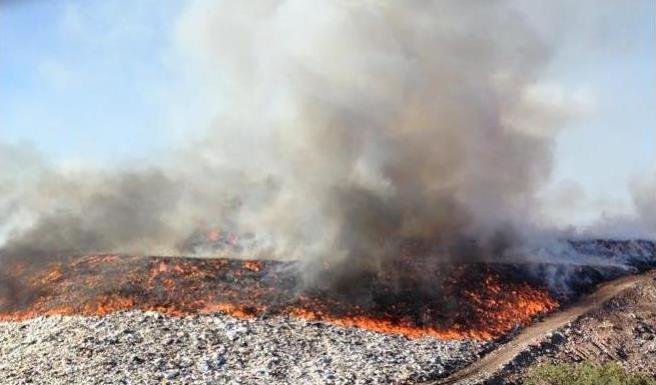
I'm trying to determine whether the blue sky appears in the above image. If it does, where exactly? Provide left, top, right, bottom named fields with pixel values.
left=1, top=0, right=654, bottom=225
left=537, top=0, right=656, bottom=222
left=0, top=1, right=185, bottom=163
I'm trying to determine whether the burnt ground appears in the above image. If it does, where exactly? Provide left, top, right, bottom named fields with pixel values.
left=0, top=254, right=562, bottom=340
left=417, top=240, right=656, bottom=385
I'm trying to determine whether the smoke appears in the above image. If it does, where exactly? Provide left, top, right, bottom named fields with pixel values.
left=573, top=174, right=656, bottom=240
left=172, top=0, right=568, bottom=275
left=0, top=1, right=622, bottom=284
left=630, top=175, right=656, bottom=236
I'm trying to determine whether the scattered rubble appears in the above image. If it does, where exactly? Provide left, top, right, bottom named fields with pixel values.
left=0, top=311, right=486, bottom=385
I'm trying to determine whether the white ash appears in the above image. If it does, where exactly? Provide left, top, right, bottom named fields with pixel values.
left=0, top=311, right=486, bottom=385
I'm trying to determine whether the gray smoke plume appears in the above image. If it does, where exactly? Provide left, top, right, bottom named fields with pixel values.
left=630, top=175, right=656, bottom=236
left=0, top=1, right=609, bottom=283
left=172, top=0, right=565, bottom=275
left=579, top=174, right=656, bottom=240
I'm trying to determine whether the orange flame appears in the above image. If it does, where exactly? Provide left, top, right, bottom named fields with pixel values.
left=207, top=229, right=221, bottom=242
left=0, top=255, right=558, bottom=340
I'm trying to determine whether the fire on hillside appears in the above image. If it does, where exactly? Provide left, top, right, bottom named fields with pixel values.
left=0, top=252, right=560, bottom=341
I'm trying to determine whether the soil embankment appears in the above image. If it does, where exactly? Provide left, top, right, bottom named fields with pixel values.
left=427, top=271, right=656, bottom=385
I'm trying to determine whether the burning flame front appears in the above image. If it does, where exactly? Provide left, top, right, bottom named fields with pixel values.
left=0, top=255, right=558, bottom=341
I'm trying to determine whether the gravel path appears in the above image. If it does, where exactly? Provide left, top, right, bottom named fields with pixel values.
left=425, top=271, right=655, bottom=385
left=495, top=270, right=656, bottom=384
left=0, top=311, right=485, bottom=385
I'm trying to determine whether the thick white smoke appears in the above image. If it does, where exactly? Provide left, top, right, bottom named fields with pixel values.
left=172, top=1, right=567, bottom=269
left=0, top=1, right=639, bottom=283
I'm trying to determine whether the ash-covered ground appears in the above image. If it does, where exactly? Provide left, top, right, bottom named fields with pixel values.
left=0, top=311, right=485, bottom=385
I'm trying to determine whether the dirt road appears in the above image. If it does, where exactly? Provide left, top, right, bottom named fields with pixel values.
left=425, top=271, right=655, bottom=385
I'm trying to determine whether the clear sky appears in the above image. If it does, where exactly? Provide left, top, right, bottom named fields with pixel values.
left=1, top=0, right=654, bottom=226
left=0, top=1, right=185, bottom=162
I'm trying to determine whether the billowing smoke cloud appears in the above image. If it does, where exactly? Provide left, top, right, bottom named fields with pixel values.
left=0, top=1, right=606, bottom=283
left=172, top=0, right=568, bottom=274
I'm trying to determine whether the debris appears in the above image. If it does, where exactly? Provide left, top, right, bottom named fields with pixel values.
left=0, top=311, right=486, bottom=385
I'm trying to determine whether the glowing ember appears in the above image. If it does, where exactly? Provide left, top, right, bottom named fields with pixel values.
left=0, top=255, right=558, bottom=340
left=207, top=229, right=221, bottom=242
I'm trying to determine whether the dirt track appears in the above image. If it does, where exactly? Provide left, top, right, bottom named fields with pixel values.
left=424, top=271, right=655, bottom=385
